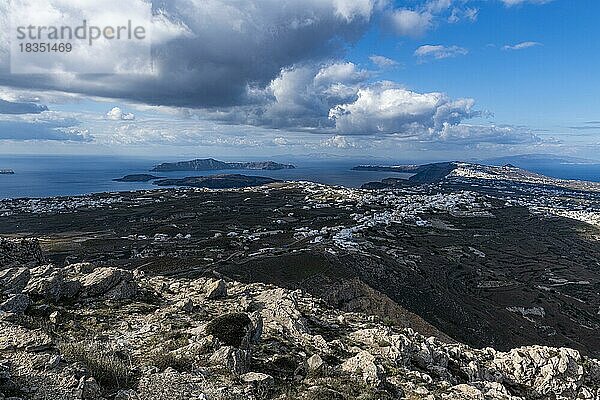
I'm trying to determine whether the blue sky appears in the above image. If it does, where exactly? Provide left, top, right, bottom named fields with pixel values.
left=0, top=0, right=598, bottom=161
left=349, top=0, right=598, bottom=128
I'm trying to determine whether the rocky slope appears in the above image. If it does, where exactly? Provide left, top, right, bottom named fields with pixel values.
left=360, top=161, right=600, bottom=193
left=0, top=239, right=599, bottom=400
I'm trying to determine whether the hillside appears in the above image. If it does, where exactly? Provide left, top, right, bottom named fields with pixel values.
left=0, top=239, right=599, bottom=399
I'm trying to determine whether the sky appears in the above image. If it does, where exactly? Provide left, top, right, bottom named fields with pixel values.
left=0, top=0, right=598, bottom=161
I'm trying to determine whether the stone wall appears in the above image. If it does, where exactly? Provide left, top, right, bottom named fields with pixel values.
left=0, top=238, right=44, bottom=269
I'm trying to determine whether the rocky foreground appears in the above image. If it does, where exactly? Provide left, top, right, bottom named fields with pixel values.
left=1, top=240, right=599, bottom=400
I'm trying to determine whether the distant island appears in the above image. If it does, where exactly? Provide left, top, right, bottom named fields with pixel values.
left=153, top=174, right=279, bottom=189
left=113, top=174, right=164, bottom=182
left=0, top=169, right=14, bottom=175
left=151, top=158, right=295, bottom=172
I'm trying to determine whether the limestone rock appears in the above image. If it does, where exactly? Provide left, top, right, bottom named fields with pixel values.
left=492, top=346, right=585, bottom=398
left=75, top=377, right=101, bottom=400
left=341, top=350, right=381, bottom=385
left=79, top=267, right=137, bottom=300
left=69, top=262, right=96, bottom=274
left=24, top=265, right=81, bottom=302
left=255, top=288, right=309, bottom=338
left=0, top=268, right=30, bottom=294
left=209, top=346, right=249, bottom=375
left=442, top=384, right=485, bottom=400
left=306, top=354, right=324, bottom=372
left=240, top=372, right=274, bottom=388
left=114, top=389, right=138, bottom=400
left=45, top=354, right=62, bottom=370
left=205, top=279, right=227, bottom=299
left=176, top=299, right=195, bottom=313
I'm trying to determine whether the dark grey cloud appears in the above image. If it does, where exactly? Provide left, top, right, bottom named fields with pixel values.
left=0, top=0, right=381, bottom=108
left=0, top=99, right=48, bottom=114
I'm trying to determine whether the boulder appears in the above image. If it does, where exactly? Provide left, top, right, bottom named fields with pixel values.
left=341, top=350, right=381, bottom=386
left=176, top=299, right=195, bottom=313
left=0, top=294, right=30, bottom=314
left=255, top=288, right=309, bottom=339
left=0, top=268, right=30, bottom=294
left=75, top=377, right=101, bottom=400
left=240, top=372, right=274, bottom=388
left=24, top=265, right=81, bottom=302
left=248, top=311, right=263, bottom=343
left=209, top=346, right=249, bottom=375
left=442, top=384, right=485, bottom=400
left=79, top=267, right=137, bottom=300
left=45, top=354, right=61, bottom=370
left=69, top=263, right=95, bottom=274
left=306, top=354, right=324, bottom=372
left=205, top=279, right=227, bottom=299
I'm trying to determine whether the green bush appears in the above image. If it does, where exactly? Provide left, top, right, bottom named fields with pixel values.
left=205, top=313, right=251, bottom=347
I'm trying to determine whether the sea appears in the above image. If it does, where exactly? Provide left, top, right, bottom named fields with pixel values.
left=0, top=154, right=599, bottom=200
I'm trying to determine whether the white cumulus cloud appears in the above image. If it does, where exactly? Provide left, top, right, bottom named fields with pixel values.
left=328, top=83, right=479, bottom=135
left=321, top=135, right=355, bottom=148
left=106, top=107, right=135, bottom=121
left=389, top=9, right=432, bottom=37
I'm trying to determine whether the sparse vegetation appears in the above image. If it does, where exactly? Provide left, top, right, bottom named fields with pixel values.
left=58, top=340, right=133, bottom=389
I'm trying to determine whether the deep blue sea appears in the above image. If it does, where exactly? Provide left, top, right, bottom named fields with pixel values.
left=0, top=155, right=414, bottom=199
left=0, top=154, right=599, bottom=200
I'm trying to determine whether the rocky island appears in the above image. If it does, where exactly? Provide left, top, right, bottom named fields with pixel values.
left=151, top=158, right=295, bottom=172
left=113, top=174, right=164, bottom=182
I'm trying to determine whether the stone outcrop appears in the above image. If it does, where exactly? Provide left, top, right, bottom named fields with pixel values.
left=24, top=265, right=81, bottom=302
left=0, top=268, right=30, bottom=295
left=78, top=267, right=138, bottom=300
left=0, top=262, right=598, bottom=400
left=204, top=279, right=227, bottom=300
